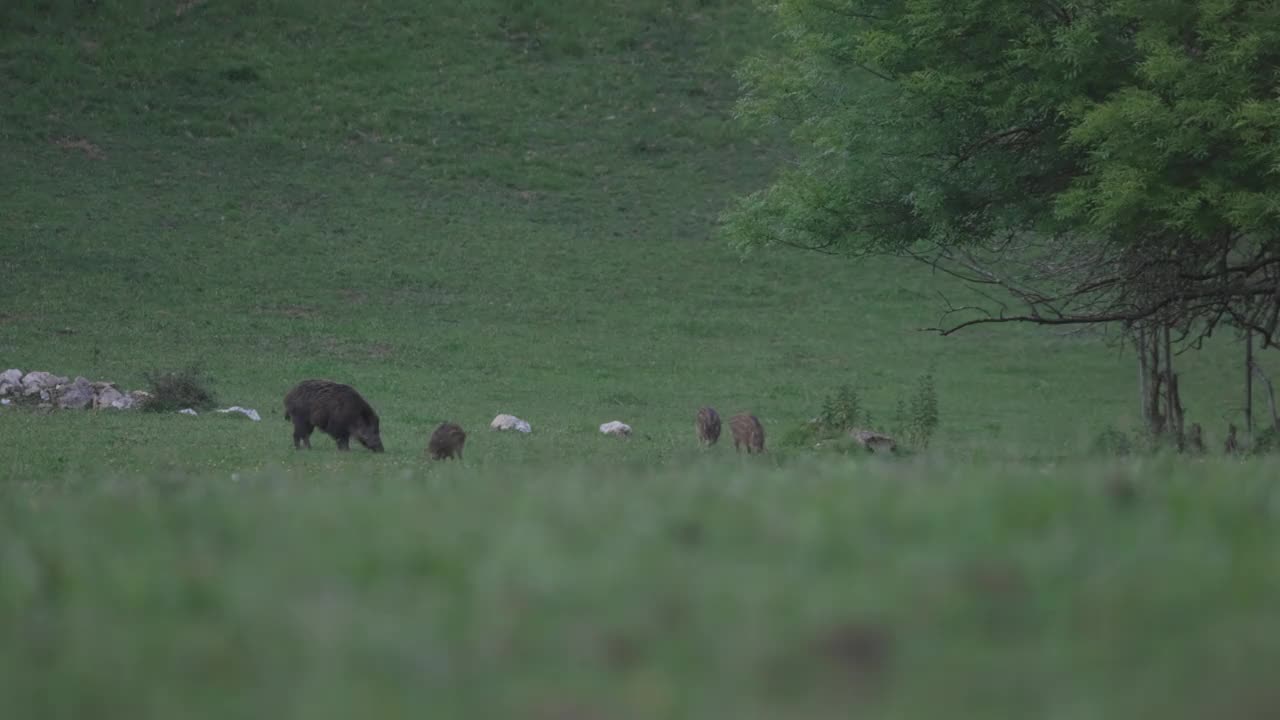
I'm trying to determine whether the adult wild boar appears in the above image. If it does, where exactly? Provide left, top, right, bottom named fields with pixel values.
left=283, top=379, right=384, bottom=452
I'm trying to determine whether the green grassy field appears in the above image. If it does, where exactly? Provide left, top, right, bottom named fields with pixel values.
left=3, top=1, right=1280, bottom=717
left=5, top=459, right=1280, bottom=719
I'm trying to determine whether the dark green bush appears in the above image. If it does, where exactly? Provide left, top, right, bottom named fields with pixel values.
left=143, top=365, right=216, bottom=413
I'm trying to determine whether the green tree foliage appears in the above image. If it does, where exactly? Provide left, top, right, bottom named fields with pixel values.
left=725, top=0, right=1280, bottom=342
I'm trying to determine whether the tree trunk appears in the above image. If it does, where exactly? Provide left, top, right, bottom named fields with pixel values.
left=1250, top=361, right=1280, bottom=434
left=1136, top=325, right=1149, bottom=427
left=1132, top=324, right=1191, bottom=444
left=1245, top=330, right=1254, bottom=438
left=1163, top=325, right=1184, bottom=446
left=1134, top=325, right=1166, bottom=437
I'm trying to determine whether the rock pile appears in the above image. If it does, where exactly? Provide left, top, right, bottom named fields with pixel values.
left=0, top=369, right=151, bottom=410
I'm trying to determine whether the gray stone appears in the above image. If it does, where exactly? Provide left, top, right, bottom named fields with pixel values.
left=57, top=377, right=95, bottom=410
left=22, top=371, right=68, bottom=396
left=110, top=394, right=136, bottom=410
left=128, top=390, right=152, bottom=408
left=0, top=369, right=21, bottom=395
left=21, top=376, right=47, bottom=397
left=94, top=386, right=125, bottom=410
left=850, top=428, right=897, bottom=454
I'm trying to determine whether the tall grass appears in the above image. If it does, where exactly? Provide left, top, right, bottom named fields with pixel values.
left=3, top=459, right=1279, bottom=718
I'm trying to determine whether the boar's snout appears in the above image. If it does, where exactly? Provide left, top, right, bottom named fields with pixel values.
left=355, top=426, right=384, bottom=452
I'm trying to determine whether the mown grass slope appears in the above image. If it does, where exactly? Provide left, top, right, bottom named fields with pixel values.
left=0, top=0, right=1266, bottom=473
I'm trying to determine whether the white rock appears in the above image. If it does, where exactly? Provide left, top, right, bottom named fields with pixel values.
left=0, top=398, right=11, bottom=406
left=599, top=421, right=632, bottom=438
left=57, top=377, right=95, bottom=410
left=215, top=406, right=261, bottom=421
left=94, top=386, right=125, bottom=410
left=21, top=371, right=67, bottom=396
left=110, top=395, right=136, bottom=410
left=490, top=413, right=532, bottom=433
left=178, top=408, right=198, bottom=416
left=0, top=369, right=22, bottom=396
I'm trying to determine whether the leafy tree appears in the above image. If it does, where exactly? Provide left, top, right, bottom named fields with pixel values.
left=724, top=0, right=1280, bottom=436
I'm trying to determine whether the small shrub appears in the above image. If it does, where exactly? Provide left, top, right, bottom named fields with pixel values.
left=904, top=371, right=939, bottom=449
left=143, top=366, right=216, bottom=413
left=816, top=384, right=864, bottom=435
left=788, top=374, right=940, bottom=453
left=891, top=371, right=940, bottom=450
left=891, top=397, right=906, bottom=437
left=781, top=384, right=866, bottom=449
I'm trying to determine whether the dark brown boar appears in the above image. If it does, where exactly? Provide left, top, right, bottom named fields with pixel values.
left=428, top=422, right=467, bottom=460
left=696, top=406, right=721, bottom=446
left=729, top=413, right=765, bottom=454
left=283, top=379, right=384, bottom=452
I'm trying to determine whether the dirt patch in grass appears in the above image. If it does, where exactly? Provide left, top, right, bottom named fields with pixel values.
left=256, top=304, right=319, bottom=319
left=339, top=288, right=368, bottom=304
left=175, top=0, right=209, bottom=18
left=53, top=137, right=105, bottom=159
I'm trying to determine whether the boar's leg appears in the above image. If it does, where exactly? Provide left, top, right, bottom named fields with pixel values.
left=292, top=417, right=315, bottom=450
left=334, top=432, right=351, bottom=451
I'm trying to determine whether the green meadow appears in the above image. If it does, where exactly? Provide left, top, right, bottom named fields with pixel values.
left=2, top=1, right=1279, bottom=717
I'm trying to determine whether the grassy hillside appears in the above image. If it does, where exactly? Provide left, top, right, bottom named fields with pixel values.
left=0, top=0, right=1266, bottom=473
left=3, top=3, right=1280, bottom=718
